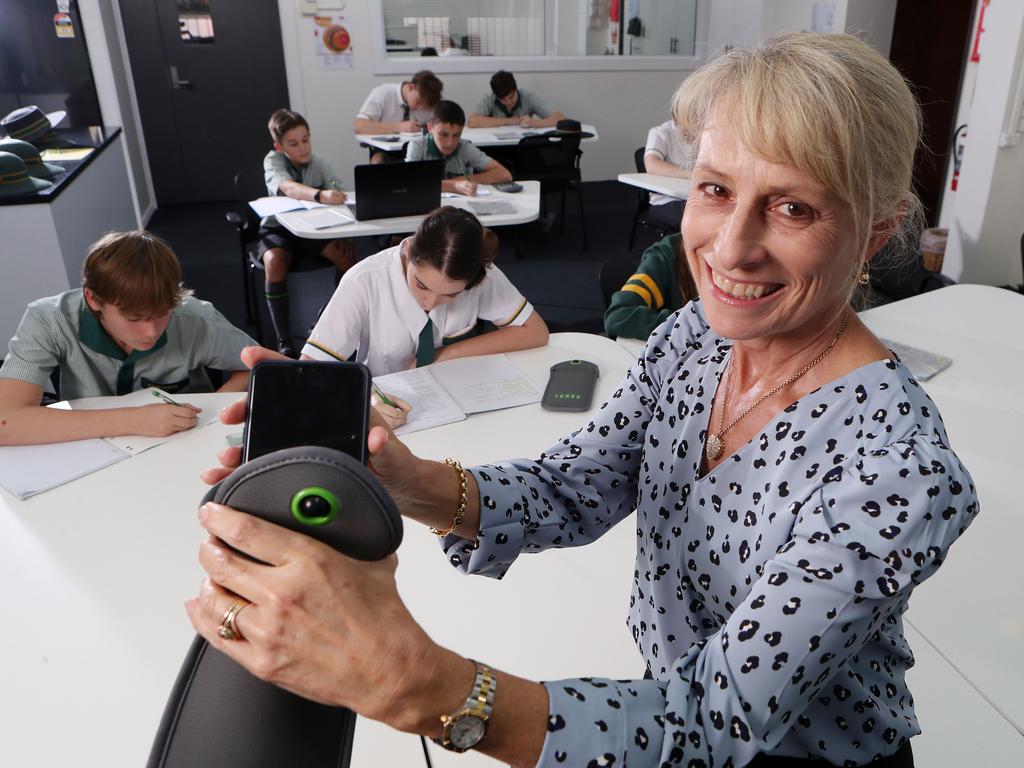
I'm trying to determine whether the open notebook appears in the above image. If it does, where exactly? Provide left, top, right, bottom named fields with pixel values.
left=0, top=388, right=223, bottom=500
left=373, top=354, right=542, bottom=436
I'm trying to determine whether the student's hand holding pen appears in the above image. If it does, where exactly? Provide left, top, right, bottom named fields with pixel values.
left=371, top=384, right=412, bottom=429
left=132, top=390, right=201, bottom=436
left=398, top=119, right=421, bottom=133
left=453, top=171, right=478, bottom=197
left=320, top=180, right=346, bottom=206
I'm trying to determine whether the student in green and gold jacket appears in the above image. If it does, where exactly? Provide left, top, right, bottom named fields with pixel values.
left=405, top=100, right=512, bottom=197
left=603, top=232, right=698, bottom=341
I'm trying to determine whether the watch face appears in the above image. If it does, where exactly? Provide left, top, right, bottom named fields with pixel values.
left=450, top=714, right=486, bottom=748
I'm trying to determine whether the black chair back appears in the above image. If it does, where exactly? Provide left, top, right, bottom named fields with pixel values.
left=600, top=251, right=641, bottom=310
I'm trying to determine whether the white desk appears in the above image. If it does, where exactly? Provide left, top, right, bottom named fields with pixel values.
left=617, top=172, right=691, bottom=200
left=5, top=311, right=1023, bottom=766
left=356, top=124, right=599, bottom=153
left=0, top=334, right=638, bottom=768
left=272, top=181, right=541, bottom=239
left=860, top=285, right=1024, bottom=735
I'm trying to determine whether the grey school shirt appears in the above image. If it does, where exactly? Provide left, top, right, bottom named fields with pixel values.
left=261, top=150, right=342, bottom=227
left=0, top=289, right=256, bottom=398
left=473, top=88, right=552, bottom=119
left=443, top=300, right=979, bottom=766
left=404, top=135, right=492, bottom=178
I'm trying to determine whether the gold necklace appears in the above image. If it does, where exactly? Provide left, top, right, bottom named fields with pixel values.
left=706, top=311, right=849, bottom=462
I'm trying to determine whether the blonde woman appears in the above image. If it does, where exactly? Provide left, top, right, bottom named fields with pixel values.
left=191, top=35, right=976, bottom=767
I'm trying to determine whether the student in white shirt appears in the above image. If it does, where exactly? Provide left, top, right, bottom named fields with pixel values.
left=354, top=70, right=444, bottom=162
left=644, top=118, right=692, bottom=230
left=302, top=207, right=548, bottom=426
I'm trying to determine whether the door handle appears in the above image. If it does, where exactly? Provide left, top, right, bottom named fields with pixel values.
left=169, top=65, right=193, bottom=90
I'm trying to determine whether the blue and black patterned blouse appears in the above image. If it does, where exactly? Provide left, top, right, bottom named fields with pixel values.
left=444, top=300, right=978, bottom=767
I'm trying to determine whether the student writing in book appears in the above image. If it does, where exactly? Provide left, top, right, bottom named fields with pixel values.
left=467, top=70, right=565, bottom=129
left=604, top=232, right=698, bottom=340
left=301, top=206, right=548, bottom=427
left=0, top=231, right=254, bottom=446
left=405, top=100, right=513, bottom=197
left=259, top=109, right=357, bottom=356
left=643, top=116, right=693, bottom=231
left=354, top=70, right=444, bottom=163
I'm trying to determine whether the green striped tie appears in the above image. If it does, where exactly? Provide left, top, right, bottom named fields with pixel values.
left=415, top=318, right=435, bottom=367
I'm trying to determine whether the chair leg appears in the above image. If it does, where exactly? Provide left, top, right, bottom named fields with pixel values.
left=559, top=189, right=567, bottom=234
left=240, top=238, right=254, bottom=326
left=576, top=184, right=589, bottom=252
left=248, top=263, right=265, bottom=344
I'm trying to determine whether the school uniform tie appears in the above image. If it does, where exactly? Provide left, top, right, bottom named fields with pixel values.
left=401, top=102, right=411, bottom=121
left=416, top=318, right=435, bottom=367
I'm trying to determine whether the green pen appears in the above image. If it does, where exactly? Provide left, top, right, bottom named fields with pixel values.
left=371, top=382, right=398, bottom=409
left=152, top=390, right=183, bottom=406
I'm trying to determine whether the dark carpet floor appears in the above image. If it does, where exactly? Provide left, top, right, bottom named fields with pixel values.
left=147, top=180, right=667, bottom=345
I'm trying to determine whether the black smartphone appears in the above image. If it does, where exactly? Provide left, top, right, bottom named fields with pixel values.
left=243, top=360, right=370, bottom=464
left=493, top=181, right=523, bottom=193
left=541, top=359, right=600, bottom=412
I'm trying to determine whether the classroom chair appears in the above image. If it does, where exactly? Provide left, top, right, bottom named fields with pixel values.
left=514, top=133, right=589, bottom=251
left=627, top=147, right=677, bottom=251
left=225, top=164, right=334, bottom=345
left=599, top=251, right=641, bottom=311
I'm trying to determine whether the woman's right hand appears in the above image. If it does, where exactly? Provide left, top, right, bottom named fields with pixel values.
left=130, top=402, right=201, bottom=436
left=201, top=346, right=423, bottom=508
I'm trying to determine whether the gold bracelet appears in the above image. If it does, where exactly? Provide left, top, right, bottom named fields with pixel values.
left=430, top=458, right=467, bottom=537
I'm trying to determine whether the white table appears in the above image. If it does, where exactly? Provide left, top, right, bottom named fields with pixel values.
left=0, top=334, right=638, bottom=768
left=271, top=180, right=541, bottom=239
left=356, top=124, right=599, bottom=153
left=860, top=285, right=1024, bottom=736
left=617, top=172, right=691, bottom=200
left=5, top=308, right=1023, bottom=766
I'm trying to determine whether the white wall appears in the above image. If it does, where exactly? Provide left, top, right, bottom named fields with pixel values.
left=77, top=0, right=155, bottom=226
left=939, top=2, right=1024, bottom=287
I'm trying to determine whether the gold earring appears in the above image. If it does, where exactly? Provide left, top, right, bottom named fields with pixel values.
left=857, top=270, right=870, bottom=286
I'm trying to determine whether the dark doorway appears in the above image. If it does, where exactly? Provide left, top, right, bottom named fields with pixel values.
left=889, top=0, right=978, bottom=226
left=120, top=0, right=289, bottom=204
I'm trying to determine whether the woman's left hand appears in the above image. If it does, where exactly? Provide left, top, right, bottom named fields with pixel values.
left=185, top=501, right=465, bottom=730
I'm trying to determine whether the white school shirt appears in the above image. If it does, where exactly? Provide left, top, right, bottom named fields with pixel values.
left=355, top=83, right=433, bottom=126
left=644, top=119, right=691, bottom=206
left=302, top=241, right=534, bottom=376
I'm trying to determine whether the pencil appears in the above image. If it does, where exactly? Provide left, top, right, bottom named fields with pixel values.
left=152, top=390, right=183, bottom=406
left=371, top=382, right=398, bottom=409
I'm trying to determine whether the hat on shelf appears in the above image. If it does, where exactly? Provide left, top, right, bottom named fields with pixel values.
left=550, top=118, right=594, bottom=139
left=0, top=106, right=67, bottom=143
left=0, top=139, right=65, bottom=179
left=0, top=151, right=53, bottom=197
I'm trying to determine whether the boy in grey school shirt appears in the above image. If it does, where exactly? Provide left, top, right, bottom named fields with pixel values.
left=0, top=230, right=254, bottom=446
left=468, top=70, right=565, bottom=128
left=405, top=100, right=512, bottom=197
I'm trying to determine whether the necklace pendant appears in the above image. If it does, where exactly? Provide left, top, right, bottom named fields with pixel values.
left=706, top=433, right=724, bottom=461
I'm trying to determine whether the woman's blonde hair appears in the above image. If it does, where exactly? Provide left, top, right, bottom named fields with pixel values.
left=672, top=32, right=923, bottom=266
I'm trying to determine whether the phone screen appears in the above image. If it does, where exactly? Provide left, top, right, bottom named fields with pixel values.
left=243, top=361, right=370, bottom=464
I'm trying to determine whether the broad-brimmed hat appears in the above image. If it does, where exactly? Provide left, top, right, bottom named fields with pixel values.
left=0, top=139, right=64, bottom=179
left=550, top=118, right=594, bottom=139
left=0, top=151, right=52, bottom=196
left=0, top=106, right=67, bottom=143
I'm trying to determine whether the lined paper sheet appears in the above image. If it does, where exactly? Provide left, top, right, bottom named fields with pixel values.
left=373, top=369, right=466, bottom=435
left=430, top=354, right=541, bottom=414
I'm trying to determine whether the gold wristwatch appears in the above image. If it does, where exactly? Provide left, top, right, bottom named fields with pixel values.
left=433, top=661, right=496, bottom=753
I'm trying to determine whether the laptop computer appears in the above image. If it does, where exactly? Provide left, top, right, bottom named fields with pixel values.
left=348, top=159, right=442, bottom=221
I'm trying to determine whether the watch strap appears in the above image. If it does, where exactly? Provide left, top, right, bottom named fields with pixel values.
left=313, top=189, right=322, bottom=204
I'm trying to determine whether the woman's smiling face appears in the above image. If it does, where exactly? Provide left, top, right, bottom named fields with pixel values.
left=682, top=122, right=864, bottom=345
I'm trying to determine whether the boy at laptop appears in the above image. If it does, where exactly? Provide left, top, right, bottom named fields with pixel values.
left=405, top=100, right=513, bottom=196
left=259, top=109, right=356, bottom=356
left=0, top=230, right=255, bottom=446
left=405, top=100, right=511, bottom=257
